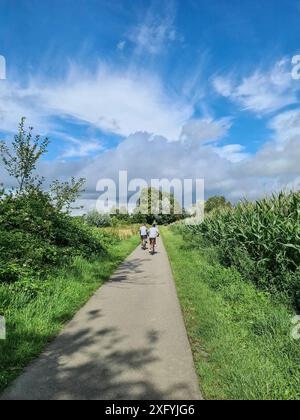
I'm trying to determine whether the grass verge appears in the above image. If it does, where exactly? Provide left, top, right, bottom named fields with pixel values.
left=161, top=226, right=300, bottom=400
left=0, top=235, right=139, bottom=393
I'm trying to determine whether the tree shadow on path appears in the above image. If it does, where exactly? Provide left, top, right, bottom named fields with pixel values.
left=2, top=324, right=191, bottom=400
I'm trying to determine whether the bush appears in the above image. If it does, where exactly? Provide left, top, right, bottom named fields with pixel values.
left=85, top=210, right=113, bottom=228
left=0, top=190, right=106, bottom=283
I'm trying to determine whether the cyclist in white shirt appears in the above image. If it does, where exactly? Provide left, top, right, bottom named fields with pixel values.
left=148, top=223, right=159, bottom=254
left=140, top=224, right=148, bottom=249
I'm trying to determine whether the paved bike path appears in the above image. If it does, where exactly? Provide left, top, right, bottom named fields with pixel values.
left=1, top=239, right=202, bottom=400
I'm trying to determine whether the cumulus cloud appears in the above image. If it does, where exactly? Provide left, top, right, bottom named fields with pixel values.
left=76, top=118, right=234, bottom=189
left=213, top=59, right=299, bottom=114
left=69, top=110, right=300, bottom=208
left=2, top=110, right=300, bottom=210
left=237, top=109, right=300, bottom=178
left=50, top=118, right=258, bottom=208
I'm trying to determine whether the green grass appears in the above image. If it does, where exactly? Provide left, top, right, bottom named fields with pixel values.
left=0, top=235, right=139, bottom=393
left=162, top=227, right=300, bottom=400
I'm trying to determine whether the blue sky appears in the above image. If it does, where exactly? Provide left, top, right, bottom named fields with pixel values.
left=1, top=0, right=300, bottom=208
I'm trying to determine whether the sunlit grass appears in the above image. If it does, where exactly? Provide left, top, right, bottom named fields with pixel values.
left=102, top=225, right=140, bottom=240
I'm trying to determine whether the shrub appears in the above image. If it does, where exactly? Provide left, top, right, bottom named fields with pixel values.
left=85, top=210, right=113, bottom=228
left=0, top=189, right=106, bottom=283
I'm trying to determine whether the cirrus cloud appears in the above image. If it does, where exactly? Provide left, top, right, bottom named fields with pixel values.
left=213, top=59, right=299, bottom=115
left=0, top=63, right=193, bottom=141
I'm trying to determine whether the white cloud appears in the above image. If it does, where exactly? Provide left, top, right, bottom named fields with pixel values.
left=0, top=81, right=54, bottom=135
left=213, top=59, right=299, bottom=114
left=43, top=66, right=193, bottom=139
left=69, top=111, right=300, bottom=208
left=215, top=144, right=249, bottom=163
left=237, top=108, right=300, bottom=178
left=1, top=59, right=300, bottom=209
left=0, top=64, right=193, bottom=140
left=269, top=108, right=300, bottom=145
left=213, top=76, right=233, bottom=97
left=128, top=3, right=181, bottom=55
left=2, top=109, right=300, bottom=209
left=60, top=135, right=103, bottom=158
left=180, top=118, right=232, bottom=144
left=117, top=41, right=126, bottom=51
left=73, top=121, right=234, bottom=202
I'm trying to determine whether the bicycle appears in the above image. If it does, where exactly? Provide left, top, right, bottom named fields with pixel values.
left=149, top=238, right=157, bottom=255
left=142, top=236, right=148, bottom=250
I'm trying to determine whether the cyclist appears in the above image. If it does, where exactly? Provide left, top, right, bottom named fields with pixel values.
left=140, top=224, right=148, bottom=249
left=148, top=223, right=159, bottom=254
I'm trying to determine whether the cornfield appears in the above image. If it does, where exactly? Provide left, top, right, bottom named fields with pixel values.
left=188, top=191, right=300, bottom=307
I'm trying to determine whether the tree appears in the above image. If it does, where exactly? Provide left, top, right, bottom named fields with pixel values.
left=0, top=184, right=4, bottom=199
left=131, top=211, right=147, bottom=224
left=134, top=187, right=185, bottom=225
left=50, top=177, right=85, bottom=212
left=136, top=187, right=162, bottom=216
left=0, top=117, right=49, bottom=192
left=205, top=196, right=232, bottom=213
left=0, top=118, right=86, bottom=211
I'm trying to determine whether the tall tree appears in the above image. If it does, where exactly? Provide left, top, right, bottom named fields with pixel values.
left=0, top=117, right=49, bottom=192
left=0, top=118, right=86, bottom=212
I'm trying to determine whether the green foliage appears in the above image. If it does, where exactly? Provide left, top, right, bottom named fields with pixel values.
left=111, top=207, right=132, bottom=225
left=0, top=186, right=106, bottom=284
left=103, top=188, right=188, bottom=226
left=185, top=191, right=300, bottom=308
left=134, top=187, right=187, bottom=225
left=0, top=117, right=49, bottom=191
left=0, top=119, right=103, bottom=284
left=205, top=195, right=232, bottom=213
left=0, top=118, right=139, bottom=393
left=130, top=211, right=148, bottom=225
left=0, top=236, right=139, bottom=392
left=85, top=210, right=113, bottom=228
left=0, top=118, right=86, bottom=212
left=50, top=177, right=85, bottom=212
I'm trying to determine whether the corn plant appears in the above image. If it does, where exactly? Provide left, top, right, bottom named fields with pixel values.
left=186, top=191, right=300, bottom=307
